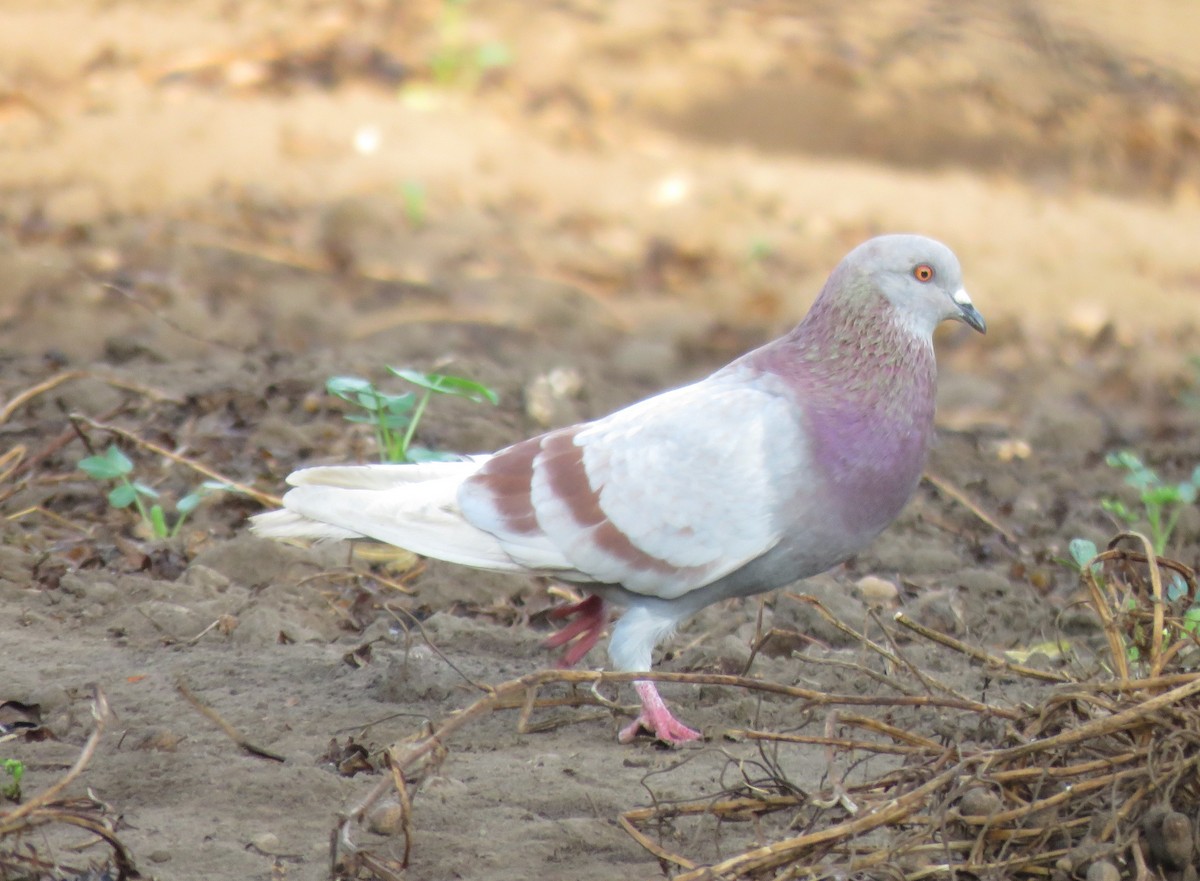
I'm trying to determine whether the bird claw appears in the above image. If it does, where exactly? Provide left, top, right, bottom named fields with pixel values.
left=543, top=595, right=607, bottom=667
left=618, top=679, right=702, bottom=745
left=617, top=712, right=702, bottom=745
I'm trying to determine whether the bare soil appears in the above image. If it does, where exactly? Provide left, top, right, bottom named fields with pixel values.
left=2, top=2, right=1200, bottom=879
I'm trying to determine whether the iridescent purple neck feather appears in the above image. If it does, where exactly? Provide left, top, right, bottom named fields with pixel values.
left=751, top=268, right=937, bottom=536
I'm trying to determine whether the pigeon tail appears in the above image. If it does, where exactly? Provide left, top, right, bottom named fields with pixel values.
left=250, top=460, right=529, bottom=573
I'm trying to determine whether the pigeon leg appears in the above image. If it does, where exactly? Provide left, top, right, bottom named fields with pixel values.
left=543, top=594, right=607, bottom=667
left=618, top=680, right=701, bottom=744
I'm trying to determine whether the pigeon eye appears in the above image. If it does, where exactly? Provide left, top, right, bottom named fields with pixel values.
left=913, top=264, right=935, bottom=282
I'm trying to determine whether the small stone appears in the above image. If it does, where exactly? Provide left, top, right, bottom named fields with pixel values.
left=524, top=367, right=584, bottom=427
left=958, top=787, right=1002, bottom=818
left=134, top=727, right=184, bottom=752
left=367, top=799, right=407, bottom=835
left=994, top=438, right=1032, bottom=462
left=1085, top=860, right=1120, bottom=881
left=854, top=576, right=899, bottom=606
left=249, top=832, right=283, bottom=854
left=147, top=850, right=172, bottom=864
left=1145, top=809, right=1194, bottom=869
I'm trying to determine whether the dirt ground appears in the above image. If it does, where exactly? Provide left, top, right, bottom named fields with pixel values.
left=2, top=2, right=1200, bottom=879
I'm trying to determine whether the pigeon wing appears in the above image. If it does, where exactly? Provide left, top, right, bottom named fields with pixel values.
left=460, top=370, right=810, bottom=598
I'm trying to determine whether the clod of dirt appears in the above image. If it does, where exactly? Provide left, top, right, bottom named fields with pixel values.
left=132, top=726, right=184, bottom=752
left=1085, top=860, right=1121, bottom=881
left=854, top=575, right=899, bottom=606
left=904, top=588, right=966, bottom=636
left=1144, top=807, right=1196, bottom=871
left=958, top=786, right=1002, bottom=817
left=375, top=643, right=469, bottom=704
left=367, top=798, right=407, bottom=836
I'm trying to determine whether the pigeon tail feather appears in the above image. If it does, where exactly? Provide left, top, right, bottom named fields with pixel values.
left=251, top=459, right=531, bottom=573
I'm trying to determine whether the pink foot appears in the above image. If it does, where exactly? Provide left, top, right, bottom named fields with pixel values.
left=617, top=680, right=702, bottom=745
left=543, top=595, right=607, bottom=667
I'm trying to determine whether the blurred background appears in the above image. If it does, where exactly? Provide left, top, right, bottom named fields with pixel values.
left=2, top=0, right=1199, bottom=365
left=3, top=8, right=1200, bottom=878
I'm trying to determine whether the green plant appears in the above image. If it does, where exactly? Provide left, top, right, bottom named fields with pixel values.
left=428, top=0, right=513, bottom=88
left=326, top=367, right=498, bottom=464
left=1062, top=535, right=1198, bottom=666
left=2, top=758, right=24, bottom=801
left=78, top=445, right=229, bottom=539
left=1062, top=537, right=1103, bottom=578
left=400, top=180, right=428, bottom=228
left=1101, top=451, right=1199, bottom=555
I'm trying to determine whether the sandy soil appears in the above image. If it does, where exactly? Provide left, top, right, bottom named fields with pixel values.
left=2, top=2, right=1199, bottom=879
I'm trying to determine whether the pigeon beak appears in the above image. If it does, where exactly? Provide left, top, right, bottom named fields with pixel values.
left=951, top=288, right=986, bottom=334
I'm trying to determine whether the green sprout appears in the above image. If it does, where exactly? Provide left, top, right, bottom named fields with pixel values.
left=326, top=367, right=498, bottom=464
left=1062, top=536, right=1197, bottom=667
left=78, top=445, right=230, bottom=539
left=400, top=180, right=428, bottom=228
left=1062, top=537, right=1102, bottom=578
left=2, top=758, right=24, bottom=801
left=1101, top=451, right=1199, bottom=555
left=428, top=0, right=513, bottom=88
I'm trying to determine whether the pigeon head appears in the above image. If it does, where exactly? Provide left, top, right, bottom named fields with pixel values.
left=837, top=234, right=986, bottom=337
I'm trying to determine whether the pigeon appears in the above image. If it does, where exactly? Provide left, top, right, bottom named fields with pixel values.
left=252, top=234, right=985, bottom=744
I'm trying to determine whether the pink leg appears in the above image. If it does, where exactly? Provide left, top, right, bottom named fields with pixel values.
left=618, top=680, right=702, bottom=745
left=543, top=595, right=607, bottom=667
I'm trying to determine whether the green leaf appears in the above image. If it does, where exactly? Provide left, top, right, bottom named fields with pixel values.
left=389, top=367, right=499, bottom=404
left=131, top=481, right=160, bottom=500
left=1144, top=485, right=1183, bottom=506
left=327, top=376, right=375, bottom=399
left=1068, top=538, right=1099, bottom=571
left=176, top=492, right=203, bottom=515
left=1106, top=450, right=1143, bottom=472
left=79, top=445, right=134, bottom=480
left=1179, top=482, right=1197, bottom=505
left=149, top=505, right=169, bottom=539
left=383, top=393, right=417, bottom=415
left=200, top=480, right=238, bottom=493
left=373, top=418, right=409, bottom=435
left=353, top=392, right=388, bottom=412
left=1, top=758, right=22, bottom=801
left=1100, top=499, right=1135, bottom=523
left=404, top=446, right=464, bottom=463
left=1167, top=573, right=1190, bottom=602
left=475, top=40, right=513, bottom=71
left=108, top=484, right=138, bottom=508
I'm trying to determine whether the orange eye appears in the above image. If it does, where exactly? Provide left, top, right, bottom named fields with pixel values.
left=913, top=264, right=935, bottom=282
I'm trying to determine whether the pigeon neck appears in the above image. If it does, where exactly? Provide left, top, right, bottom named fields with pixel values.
left=751, top=285, right=939, bottom=536
left=774, top=285, right=937, bottom=411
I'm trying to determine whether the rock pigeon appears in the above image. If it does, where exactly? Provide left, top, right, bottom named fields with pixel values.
left=252, top=234, right=985, bottom=744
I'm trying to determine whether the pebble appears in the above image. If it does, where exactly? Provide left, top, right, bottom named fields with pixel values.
left=1085, top=861, right=1120, bottom=881
left=854, top=575, right=899, bottom=606
left=367, top=799, right=407, bottom=835
left=958, top=787, right=1002, bottom=817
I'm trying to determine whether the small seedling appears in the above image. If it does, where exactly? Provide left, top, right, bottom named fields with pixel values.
left=428, top=0, right=513, bottom=87
left=400, top=180, right=428, bottom=228
left=2, top=758, right=24, bottom=801
left=1101, top=451, right=1199, bottom=555
left=78, top=445, right=230, bottom=539
left=326, top=367, right=498, bottom=464
left=1063, top=537, right=1102, bottom=577
left=1063, top=534, right=1198, bottom=666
